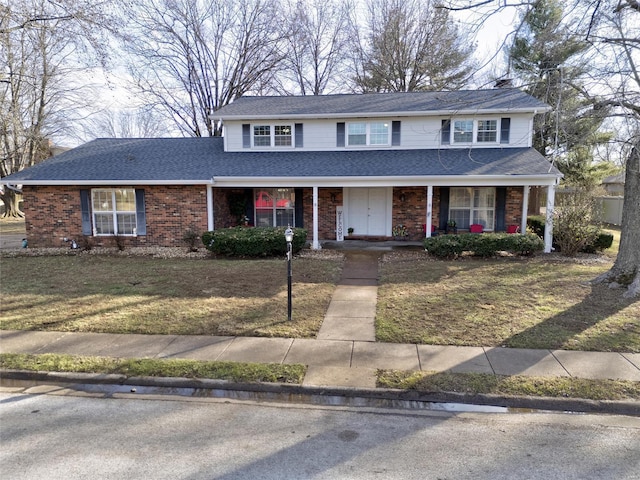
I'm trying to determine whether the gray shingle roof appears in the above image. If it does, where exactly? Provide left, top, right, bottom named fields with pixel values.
left=215, top=89, right=550, bottom=118
left=2, top=137, right=561, bottom=185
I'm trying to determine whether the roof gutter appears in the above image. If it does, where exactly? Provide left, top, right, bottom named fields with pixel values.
left=2, top=179, right=216, bottom=187
left=2, top=183, right=23, bottom=194
left=211, top=174, right=562, bottom=188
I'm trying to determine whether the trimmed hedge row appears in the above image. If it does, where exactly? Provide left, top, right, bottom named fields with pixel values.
left=202, top=227, right=308, bottom=257
left=526, top=216, right=614, bottom=253
left=423, top=233, right=544, bottom=259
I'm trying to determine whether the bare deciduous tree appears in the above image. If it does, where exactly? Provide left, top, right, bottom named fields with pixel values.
left=84, top=108, right=172, bottom=139
left=1, top=0, right=114, bottom=217
left=349, top=0, right=476, bottom=92
left=275, top=0, right=353, bottom=95
left=121, top=0, right=286, bottom=137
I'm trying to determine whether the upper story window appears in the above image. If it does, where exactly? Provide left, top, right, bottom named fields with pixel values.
left=347, top=122, right=389, bottom=146
left=243, top=123, right=302, bottom=149
left=477, top=120, right=497, bottom=142
left=442, top=118, right=508, bottom=145
left=453, top=120, right=473, bottom=143
left=252, top=124, right=292, bottom=147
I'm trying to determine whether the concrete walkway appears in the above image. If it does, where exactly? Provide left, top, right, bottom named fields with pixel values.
left=2, top=330, right=639, bottom=388
left=1, top=248, right=639, bottom=390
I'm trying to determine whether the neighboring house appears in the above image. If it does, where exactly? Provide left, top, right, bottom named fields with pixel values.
left=602, top=172, right=625, bottom=196
left=1, top=88, right=562, bottom=252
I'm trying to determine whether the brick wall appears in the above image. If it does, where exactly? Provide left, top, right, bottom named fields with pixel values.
left=145, top=185, right=208, bottom=246
left=505, top=186, right=524, bottom=228
left=22, top=184, right=525, bottom=248
left=301, top=188, right=342, bottom=241
left=23, top=186, right=84, bottom=248
left=392, top=187, right=429, bottom=240
left=22, top=185, right=208, bottom=248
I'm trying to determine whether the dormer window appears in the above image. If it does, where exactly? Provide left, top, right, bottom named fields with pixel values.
left=252, top=124, right=292, bottom=147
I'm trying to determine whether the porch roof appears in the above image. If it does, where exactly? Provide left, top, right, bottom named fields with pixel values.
left=2, top=137, right=561, bottom=187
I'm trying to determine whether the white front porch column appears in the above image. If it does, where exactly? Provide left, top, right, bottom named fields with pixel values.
left=544, top=184, right=556, bottom=253
left=426, top=185, right=433, bottom=238
left=521, top=186, right=530, bottom=234
left=207, top=184, right=214, bottom=231
left=312, top=186, right=320, bottom=249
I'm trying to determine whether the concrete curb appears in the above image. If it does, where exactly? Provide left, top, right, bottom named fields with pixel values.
left=2, top=369, right=638, bottom=417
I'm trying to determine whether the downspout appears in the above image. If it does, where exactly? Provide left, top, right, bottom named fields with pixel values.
left=521, top=186, right=530, bottom=234
left=312, top=186, right=320, bottom=249
left=426, top=185, right=433, bottom=238
left=207, top=179, right=215, bottom=231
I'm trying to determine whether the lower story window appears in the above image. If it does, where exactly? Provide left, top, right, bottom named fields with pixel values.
left=254, top=188, right=295, bottom=227
left=449, top=187, right=495, bottom=230
left=92, top=188, right=137, bottom=235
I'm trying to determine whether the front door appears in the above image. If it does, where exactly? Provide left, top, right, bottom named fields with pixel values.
left=346, top=187, right=390, bottom=236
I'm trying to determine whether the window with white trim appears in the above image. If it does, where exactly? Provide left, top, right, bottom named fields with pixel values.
left=477, top=120, right=497, bottom=142
left=253, top=124, right=292, bottom=147
left=453, top=120, right=473, bottom=143
left=254, top=188, right=295, bottom=227
left=449, top=187, right=495, bottom=230
left=91, top=188, right=137, bottom=235
left=445, top=119, right=500, bottom=145
left=347, top=122, right=389, bottom=146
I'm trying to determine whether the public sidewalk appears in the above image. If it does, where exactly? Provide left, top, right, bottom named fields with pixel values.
left=2, top=329, right=640, bottom=390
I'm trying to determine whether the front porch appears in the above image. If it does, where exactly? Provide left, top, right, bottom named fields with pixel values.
left=209, top=184, right=558, bottom=253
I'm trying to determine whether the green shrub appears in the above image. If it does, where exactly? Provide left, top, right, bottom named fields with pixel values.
left=423, top=235, right=464, bottom=259
left=582, top=231, right=614, bottom=253
left=508, top=233, right=546, bottom=255
left=424, top=233, right=544, bottom=258
left=202, top=227, right=308, bottom=257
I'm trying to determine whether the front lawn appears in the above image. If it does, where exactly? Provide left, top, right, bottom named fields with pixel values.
left=0, top=255, right=342, bottom=338
left=377, top=253, right=639, bottom=352
left=2, top=239, right=637, bottom=353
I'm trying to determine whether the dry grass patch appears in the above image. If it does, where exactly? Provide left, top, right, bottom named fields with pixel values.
left=377, top=254, right=639, bottom=352
left=377, top=370, right=640, bottom=401
left=0, top=353, right=305, bottom=384
left=0, top=255, right=341, bottom=338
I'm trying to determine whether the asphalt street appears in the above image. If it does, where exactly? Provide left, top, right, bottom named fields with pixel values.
left=1, top=390, right=639, bottom=480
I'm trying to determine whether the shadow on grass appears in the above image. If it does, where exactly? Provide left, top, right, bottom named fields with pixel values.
left=504, top=283, right=639, bottom=351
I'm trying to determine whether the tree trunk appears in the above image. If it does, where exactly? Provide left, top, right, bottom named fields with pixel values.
left=594, top=143, right=640, bottom=298
left=0, top=190, right=24, bottom=218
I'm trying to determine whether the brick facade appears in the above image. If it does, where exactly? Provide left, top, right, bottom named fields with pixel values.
left=22, top=185, right=525, bottom=248
left=22, top=185, right=208, bottom=248
left=505, top=186, right=524, bottom=229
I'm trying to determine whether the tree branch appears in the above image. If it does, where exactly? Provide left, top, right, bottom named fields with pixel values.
left=0, top=16, right=74, bottom=34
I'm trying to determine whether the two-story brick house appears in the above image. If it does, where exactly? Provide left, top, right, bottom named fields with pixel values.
left=2, top=88, right=562, bottom=252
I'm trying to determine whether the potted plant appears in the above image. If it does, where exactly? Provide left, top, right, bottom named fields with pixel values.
left=347, top=227, right=354, bottom=236
left=392, top=224, right=408, bottom=240
left=446, top=219, right=457, bottom=234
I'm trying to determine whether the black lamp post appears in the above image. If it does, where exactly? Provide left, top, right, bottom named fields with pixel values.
left=284, top=226, right=294, bottom=321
